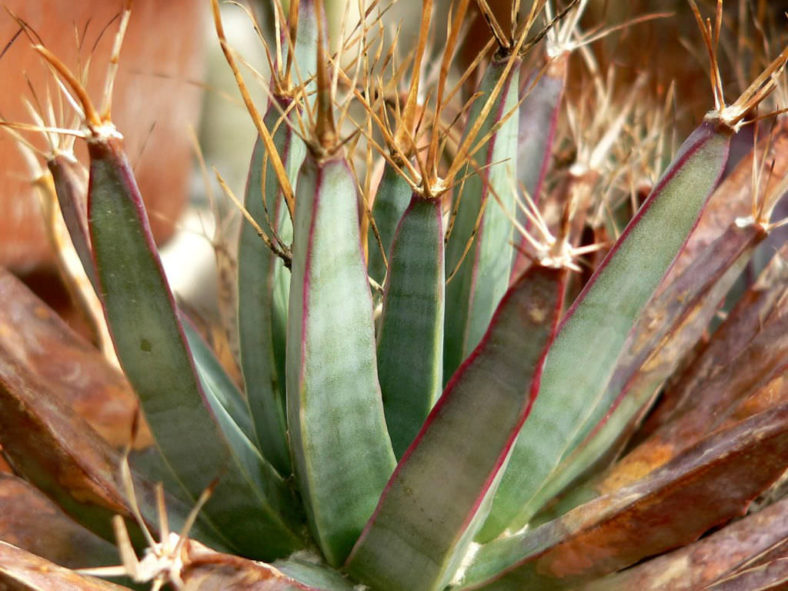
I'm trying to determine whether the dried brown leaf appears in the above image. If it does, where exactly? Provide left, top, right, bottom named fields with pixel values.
left=0, top=473, right=117, bottom=569
left=0, top=541, right=130, bottom=590
left=581, top=496, right=788, bottom=590
left=465, top=405, right=788, bottom=589
left=0, top=268, right=151, bottom=449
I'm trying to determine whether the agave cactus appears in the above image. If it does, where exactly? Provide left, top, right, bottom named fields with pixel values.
left=1, top=0, right=787, bottom=589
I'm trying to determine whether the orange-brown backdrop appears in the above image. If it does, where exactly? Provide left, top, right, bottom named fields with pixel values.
left=0, top=0, right=206, bottom=271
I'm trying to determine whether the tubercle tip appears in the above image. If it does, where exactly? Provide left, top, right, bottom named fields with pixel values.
left=705, top=46, right=788, bottom=133
left=393, top=0, right=432, bottom=154
left=283, top=0, right=300, bottom=88
left=313, top=0, right=337, bottom=154
left=32, top=44, right=121, bottom=142
left=32, top=46, right=96, bottom=128
left=474, top=0, right=511, bottom=52
left=98, top=0, right=133, bottom=123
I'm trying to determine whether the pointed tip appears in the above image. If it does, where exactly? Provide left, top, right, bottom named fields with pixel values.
left=707, top=46, right=788, bottom=131
left=393, top=0, right=432, bottom=155
left=98, top=0, right=133, bottom=122
left=33, top=44, right=102, bottom=131
left=474, top=0, right=511, bottom=51
left=282, top=0, right=300, bottom=87
left=314, top=0, right=337, bottom=153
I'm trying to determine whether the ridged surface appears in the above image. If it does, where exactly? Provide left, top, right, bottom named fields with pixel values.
left=347, top=266, right=564, bottom=591
left=88, top=139, right=303, bottom=559
left=443, top=58, right=520, bottom=381
left=479, top=122, right=731, bottom=541
left=377, top=195, right=445, bottom=458
left=287, top=154, right=396, bottom=566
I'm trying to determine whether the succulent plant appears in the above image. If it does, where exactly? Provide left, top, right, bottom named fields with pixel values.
left=1, top=0, right=787, bottom=590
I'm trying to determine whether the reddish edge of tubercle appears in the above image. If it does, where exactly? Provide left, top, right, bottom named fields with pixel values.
left=584, top=224, right=762, bottom=444
left=346, top=265, right=566, bottom=565
left=379, top=193, right=444, bottom=313
left=554, top=120, right=731, bottom=336
left=86, top=137, right=220, bottom=423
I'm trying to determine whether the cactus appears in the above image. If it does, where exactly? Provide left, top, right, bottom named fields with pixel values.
left=0, top=0, right=787, bottom=590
